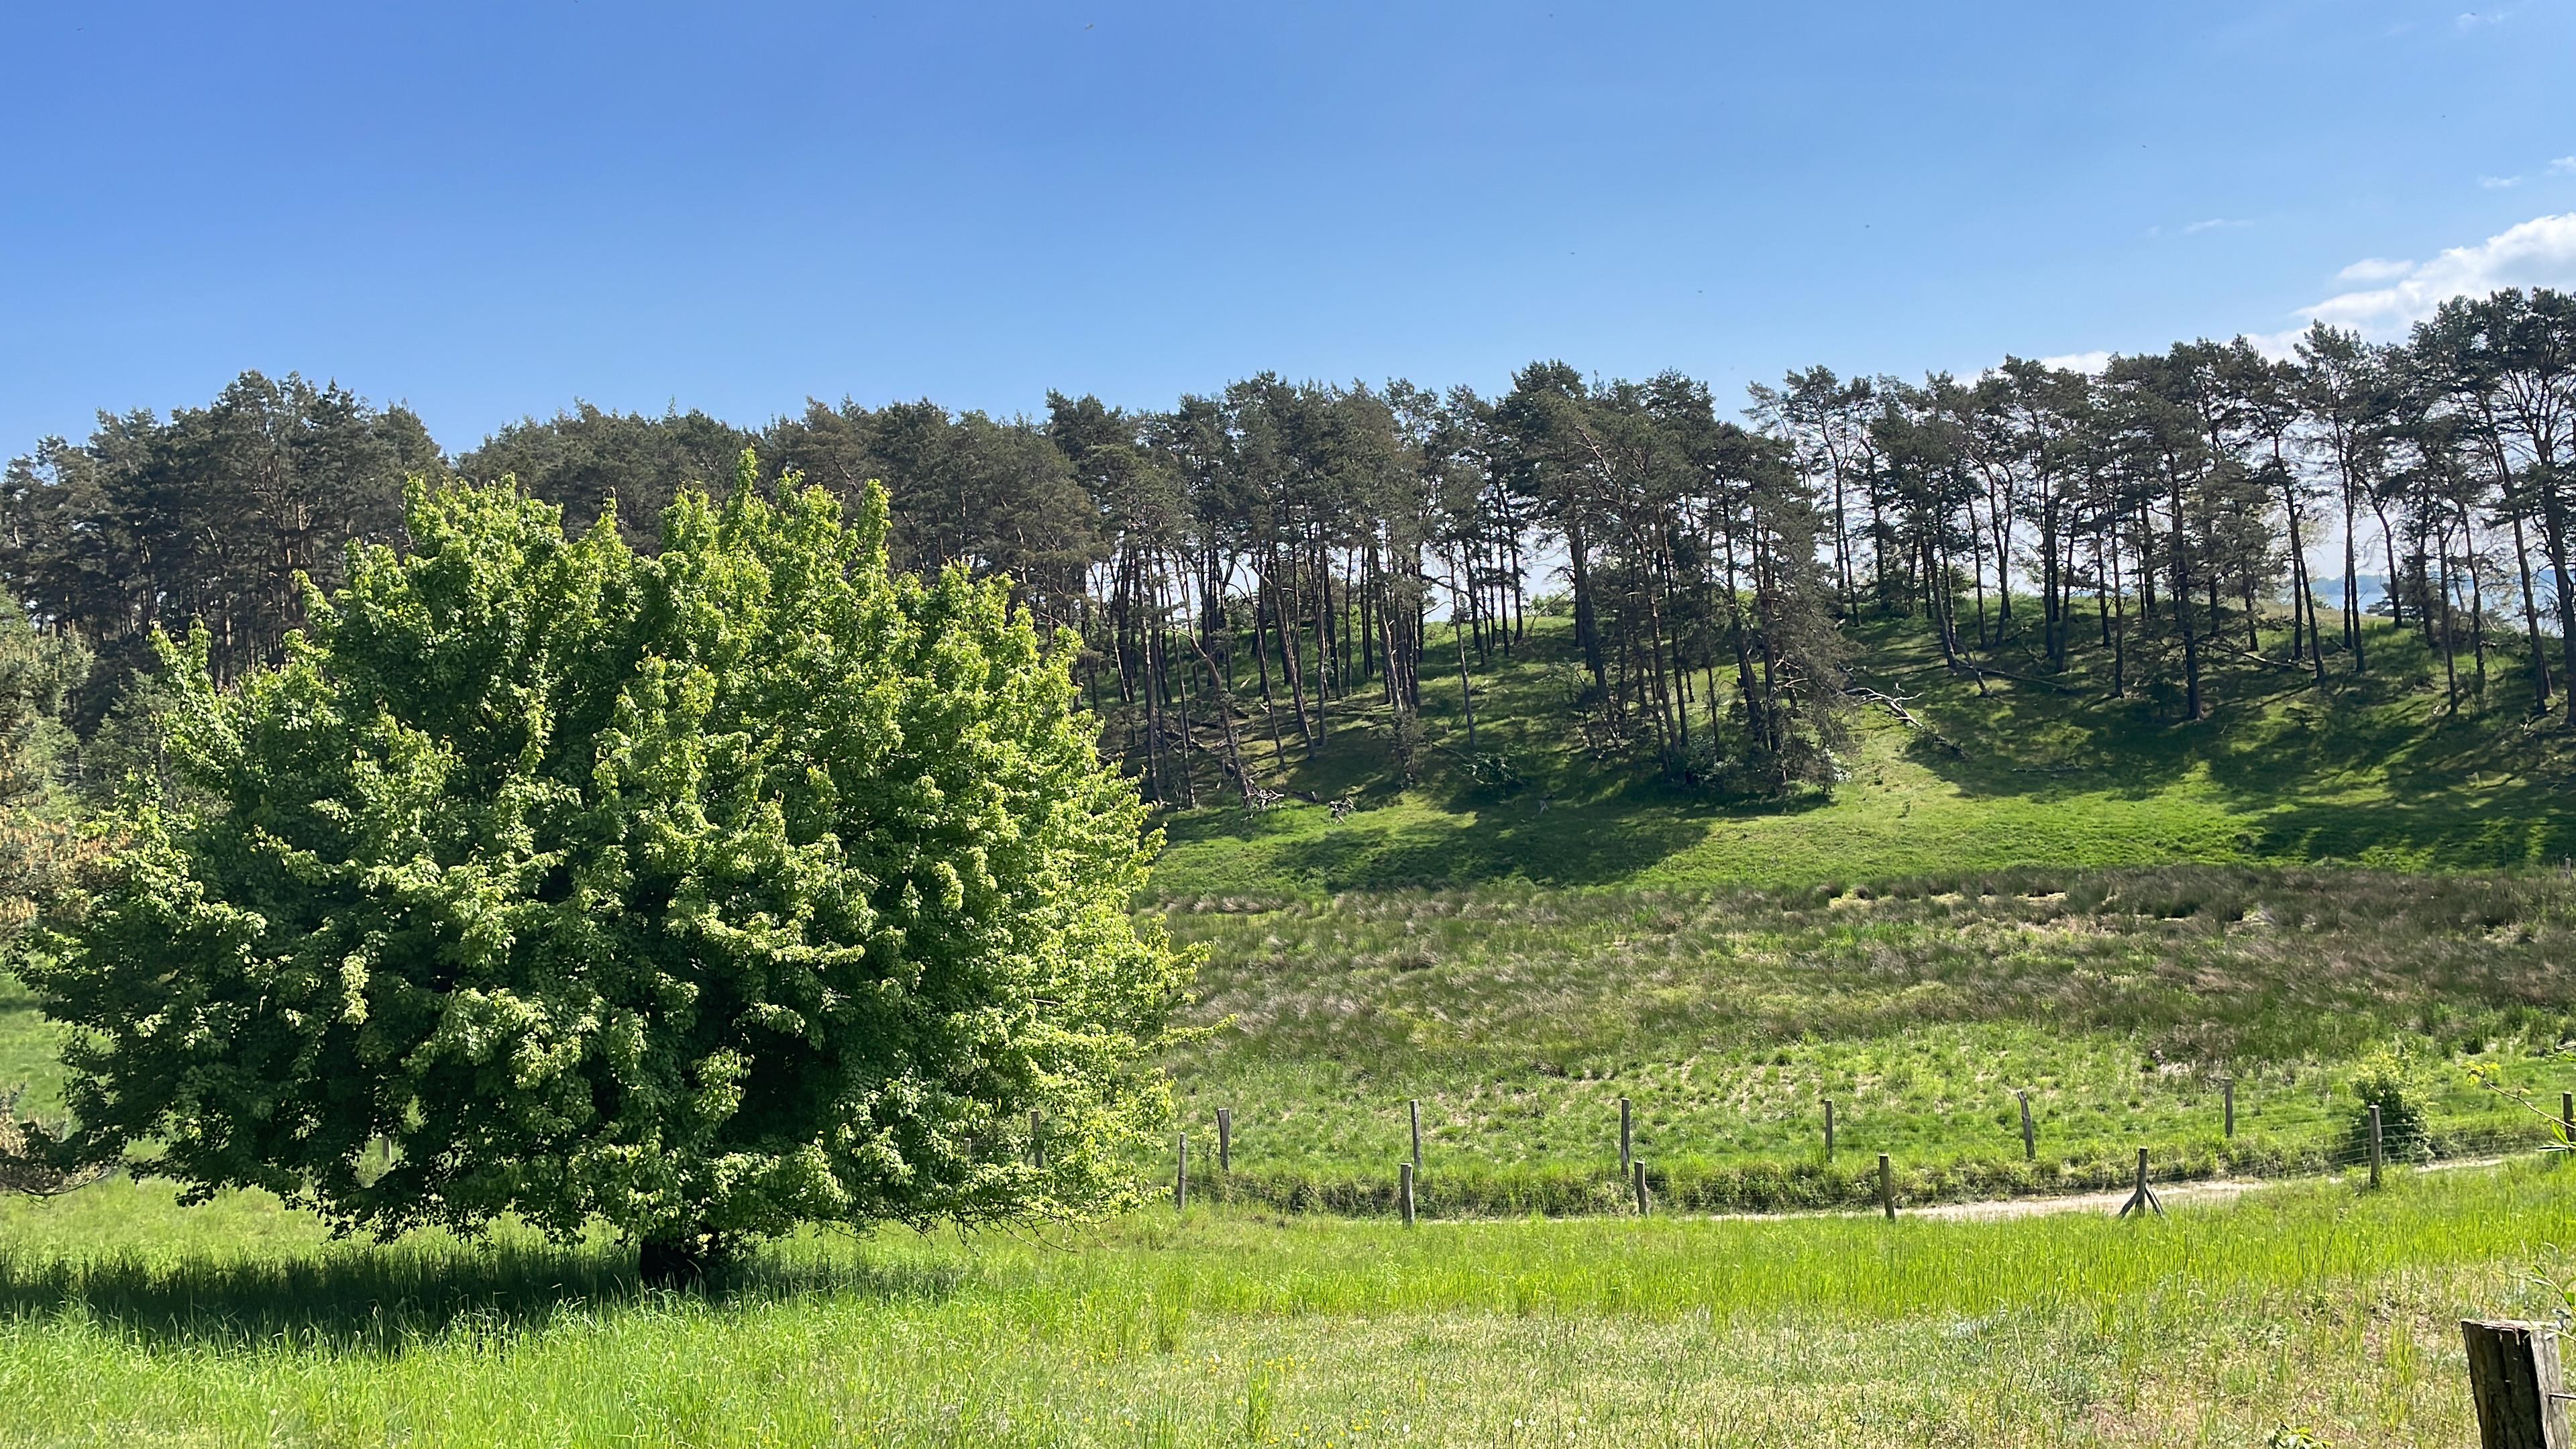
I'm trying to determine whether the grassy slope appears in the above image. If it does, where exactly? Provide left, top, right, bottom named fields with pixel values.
left=1150, top=612, right=2576, bottom=898
left=1137, top=612, right=2576, bottom=1209
left=0, top=1163, right=2567, bottom=1446
left=1164, top=871, right=2576, bottom=1212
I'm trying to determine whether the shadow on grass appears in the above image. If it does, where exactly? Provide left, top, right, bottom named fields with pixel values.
left=1863, top=614, right=2576, bottom=864
left=1265, top=782, right=1762, bottom=891
left=0, top=1236, right=966, bottom=1353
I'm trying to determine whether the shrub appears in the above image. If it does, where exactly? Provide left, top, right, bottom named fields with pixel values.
left=2345, top=1053, right=2433, bottom=1164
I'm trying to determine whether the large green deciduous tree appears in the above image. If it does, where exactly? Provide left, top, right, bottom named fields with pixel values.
left=21, top=461, right=1187, bottom=1279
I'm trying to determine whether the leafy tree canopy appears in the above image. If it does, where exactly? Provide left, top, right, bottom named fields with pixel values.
left=21, top=458, right=1187, bottom=1277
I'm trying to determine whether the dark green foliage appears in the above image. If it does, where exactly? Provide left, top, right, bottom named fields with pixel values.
left=1, top=371, right=438, bottom=707
left=21, top=466, right=1188, bottom=1254
left=455, top=402, right=756, bottom=550
left=766, top=397, right=1102, bottom=633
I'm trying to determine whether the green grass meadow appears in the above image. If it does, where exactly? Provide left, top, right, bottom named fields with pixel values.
left=0, top=1161, right=2569, bottom=1446
left=1156, top=870, right=2576, bottom=1214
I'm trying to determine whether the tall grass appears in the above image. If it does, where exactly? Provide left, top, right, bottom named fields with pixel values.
left=1155, top=867, right=2576, bottom=1213
left=0, top=1163, right=2566, bottom=1445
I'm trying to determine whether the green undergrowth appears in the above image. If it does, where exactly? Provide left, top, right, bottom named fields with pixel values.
left=0, top=1163, right=2567, bottom=1445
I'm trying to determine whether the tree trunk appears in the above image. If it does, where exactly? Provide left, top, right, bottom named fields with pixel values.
left=640, top=1229, right=727, bottom=1288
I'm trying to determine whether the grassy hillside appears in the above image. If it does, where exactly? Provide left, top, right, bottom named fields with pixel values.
left=1161, top=869, right=2576, bottom=1213
left=1149, top=612, right=2576, bottom=898
left=0, top=1163, right=2567, bottom=1446
left=1131, top=612, right=2576, bottom=1212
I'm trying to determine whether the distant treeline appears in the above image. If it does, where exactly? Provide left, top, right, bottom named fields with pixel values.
left=6, top=288, right=2573, bottom=804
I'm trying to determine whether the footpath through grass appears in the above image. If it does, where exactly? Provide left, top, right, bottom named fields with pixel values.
left=0, top=1161, right=2567, bottom=1446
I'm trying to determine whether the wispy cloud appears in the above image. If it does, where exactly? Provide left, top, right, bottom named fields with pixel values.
left=2037, top=350, right=2112, bottom=375
left=2294, top=212, right=2576, bottom=339
left=2551, top=157, right=2576, bottom=176
left=2479, top=174, right=2524, bottom=189
left=2455, top=9, right=2509, bottom=27
left=2183, top=217, right=2250, bottom=234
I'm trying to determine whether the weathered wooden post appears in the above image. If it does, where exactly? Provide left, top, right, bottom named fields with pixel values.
left=1218, top=1107, right=1233, bottom=1173
left=1824, top=1099, right=1836, bottom=1163
left=2016, top=1089, right=2035, bottom=1162
left=2223, top=1079, right=2235, bottom=1138
left=1030, top=1109, right=1044, bottom=1168
left=1877, top=1153, right=1894, bottom=1220
left=1618, top=1096, right=1633, bottom=1172
left=2117, top=1147, right=2163, bottom=1217
left=1399, top=1161, right=1415, bottom=1228
left=1632, top=1159, right=1649, bottom=1217
left=2561, top=1091, right=2573, bottom=1146
left=2369, top=1103, right=2383, bottom=1189
left=2461, top=1319, right=2571, bottom=1448
left=1175, top=1133, right=1187, bottom=1212
left=1409, top=1099, right=1422, bottom=1173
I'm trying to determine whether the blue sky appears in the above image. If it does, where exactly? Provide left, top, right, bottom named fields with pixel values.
left=5, top=1, right=2573, bottom=454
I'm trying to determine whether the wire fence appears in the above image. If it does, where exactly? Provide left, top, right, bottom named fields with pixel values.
left=1147, top=1093, right=2574, bottom=1220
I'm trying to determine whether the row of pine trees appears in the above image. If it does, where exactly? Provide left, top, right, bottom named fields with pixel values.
left=5, top=288, right=2572, bottom=807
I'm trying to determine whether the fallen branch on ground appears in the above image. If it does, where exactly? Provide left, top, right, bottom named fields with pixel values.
left=1844, top=687, right=1967, bottom=757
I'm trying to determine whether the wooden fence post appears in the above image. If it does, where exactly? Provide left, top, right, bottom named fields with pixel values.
left=2561, top=1091, right=2572, bottom=1146
left=2462, top=1318, right=2571, bottom=1448
left=2369, top=1103, right=2383, bottom=1189
left=1877, top=1153, right=1894, bottom=1220
left=1030, top=1110, right=1044, bottom=1168
left=1409, top=1099, right=1422, bottom=1173
left=1218, top=1107, right=1232, bottom=1173
left=1175, top=1133, right=1187, bottom=1212
left=2117, top=1147, right=2163, bottom=1217
left=1632, top=1159, right=1649, bottom=1217
left=1399, top=1161, right=1415, bottom=1228
left=1825, top=1099, right=1836, bottom=1163
left=1619, top=1096, right=1633, bottom=1172
left=2222, top=1079, right=2235, bottom=1139
left=2016, top=1089, right=2035, bottom=1162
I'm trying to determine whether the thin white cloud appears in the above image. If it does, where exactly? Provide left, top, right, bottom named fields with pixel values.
left=2037, top=350, right=2112, bottom=375
left=2479, top=174, right=2524, bottom=189
left=2551, top=156, right=2576, bottom=175
left=2296, top=212, right=2576, bottom=337
left=2336, top=257, right=2415, bottom=282
left=2183, top=217, right=2249, bottom=234
left=2455, top=9, right=2509, bottom=27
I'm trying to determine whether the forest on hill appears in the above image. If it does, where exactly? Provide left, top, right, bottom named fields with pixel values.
left=3, top=288, right=2572, bottom=821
